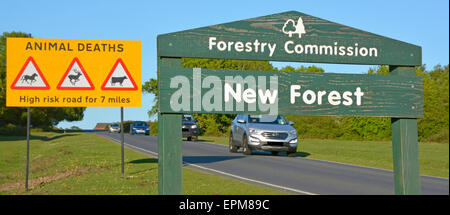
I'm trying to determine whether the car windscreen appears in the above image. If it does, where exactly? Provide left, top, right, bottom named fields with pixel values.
left=110, top=123, right=119, bottom=127
left=182, top=114, right=194, bottom=121
left=134, top=122, right=147, bottom=126
left=248, top=115, right=287, bottom=125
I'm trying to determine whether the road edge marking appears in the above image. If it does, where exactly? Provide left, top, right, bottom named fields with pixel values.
left=193, top=137, right=449, bottom=181
left=99, top=133, right=318, bottom=195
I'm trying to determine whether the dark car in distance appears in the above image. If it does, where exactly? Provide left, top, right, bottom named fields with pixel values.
left=182, top=114, right=199, bottom=141
left=130, top=121, right=149, bottom=135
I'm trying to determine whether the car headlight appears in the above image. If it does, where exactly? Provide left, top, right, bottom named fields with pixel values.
left=289, top=139, right=298, bottom=147
left=191, top=125, right=197, bottom=129
left=289, top=129, right=297, bottom=135
left=249, top=128, right=260, bottom=134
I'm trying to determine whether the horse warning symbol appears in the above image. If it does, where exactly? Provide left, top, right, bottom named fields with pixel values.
left=11, top=56, right=50, bottom=90
left=101, top=58, right=137, bottom=91
left=57, top=57, right=94, bottom=90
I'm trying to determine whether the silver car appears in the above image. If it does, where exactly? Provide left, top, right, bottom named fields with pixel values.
left=229, top=115, right=298, bottom=156
left=109, top=123, right=120, bottom=133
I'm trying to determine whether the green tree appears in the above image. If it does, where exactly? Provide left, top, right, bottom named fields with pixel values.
left=336, top=65, right=392, bottom=140
left=0, top=32, right=86, bottom=129
left=182, top=58, right=276, bottom=71
left=417, top=65, right=449, bottom=142
left=342, top=64, right=449, bottom=142
left=367, top=65, right=389, bottom=75
left=279, top=65, right=324, bottom=73
left=142, top=78, right=158, bottom=116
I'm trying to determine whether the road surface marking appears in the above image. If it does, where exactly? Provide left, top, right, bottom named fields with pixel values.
left=103, top=134, right=318, bottom=195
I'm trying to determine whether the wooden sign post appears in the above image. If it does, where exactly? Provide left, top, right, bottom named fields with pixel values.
left=157, top=11, right=423, bottom=195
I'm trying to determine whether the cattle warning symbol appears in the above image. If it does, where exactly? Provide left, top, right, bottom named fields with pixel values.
left=11, top=56, right=50, bottom=90
left=57, top=57, right=94, bottom=90
left=101, top=58, right=137, bottom=91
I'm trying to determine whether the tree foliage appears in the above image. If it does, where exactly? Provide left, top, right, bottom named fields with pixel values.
left=142, top=78, right=158, bottom=116
left=418, top=65, right=449, bottom=142
left=279, top=65, right=324, bottom=73
left=0, top=32, right=86, bottom=130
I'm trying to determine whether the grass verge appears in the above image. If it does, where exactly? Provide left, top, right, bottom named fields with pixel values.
left=0, top=132, right=287, bottom=195
left=198, top=136, right=449, bottom=178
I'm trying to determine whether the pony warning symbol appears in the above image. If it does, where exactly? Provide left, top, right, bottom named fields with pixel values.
left=57, top=57, right=94, bottom=90
left=101, top=58, right=137, bottom=91
left=11, top=57, right=50, bottom=90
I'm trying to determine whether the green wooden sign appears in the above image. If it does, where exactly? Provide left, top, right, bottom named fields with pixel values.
left=158, top=11, right=421, bottom=66
left=159, top=63, right=423, bottom=118
left=157, top=11, right=424, bottom=195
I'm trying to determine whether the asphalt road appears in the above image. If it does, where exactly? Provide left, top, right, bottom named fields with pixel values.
left=96, top=131, right=449, bottom=195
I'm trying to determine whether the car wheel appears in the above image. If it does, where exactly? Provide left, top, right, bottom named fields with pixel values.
left=187, top=136, right=192, bottom=141
left=242, top=135, right=252, bottom=155
left=229, top=134, right=238, bottom=153
left=271, top=151, right=279, bottom=156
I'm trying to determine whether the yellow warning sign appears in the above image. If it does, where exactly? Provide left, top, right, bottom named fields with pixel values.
left=6, top=38, right=141, bottom=107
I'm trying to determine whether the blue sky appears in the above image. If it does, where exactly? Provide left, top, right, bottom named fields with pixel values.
left=2, top=0, right=448, bottom=129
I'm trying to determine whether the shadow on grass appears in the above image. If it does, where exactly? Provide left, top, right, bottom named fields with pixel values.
left=194, top=137, right=226, bottom=143
left=126, top=158, right=158, bottom=175
left=296, top=151, right=311, bottom=157
left=0, top=134, right=78, bottom=142
left=32, top=134, right=79, bottom=141
left=195, top=138, right=215, bottom=142
left=128, top=158, right=158, bottom=164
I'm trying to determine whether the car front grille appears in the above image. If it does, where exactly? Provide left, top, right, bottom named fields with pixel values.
left=182, top=128, right=189, bottom=132
left=262, top=132, right=288, bottom=140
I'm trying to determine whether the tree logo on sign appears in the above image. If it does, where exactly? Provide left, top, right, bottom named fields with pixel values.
left=282, top=17, right=306, bottom=38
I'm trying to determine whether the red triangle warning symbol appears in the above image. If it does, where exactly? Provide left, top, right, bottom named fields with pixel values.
left=57, top=57, right=94, bottom=90
left=11, top=57, right=50, bottom=90
left=101, top=58, right=137, bottom=91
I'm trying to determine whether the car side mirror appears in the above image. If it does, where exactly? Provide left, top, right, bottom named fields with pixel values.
left=237, top=119, right=246, bottom=124
left=289, top=121, right=295, bottom=125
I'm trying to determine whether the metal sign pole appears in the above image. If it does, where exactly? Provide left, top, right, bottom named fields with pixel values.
left=121, top=107, right=125, bottom=175
left=25, top=107, right=30, bottom=190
